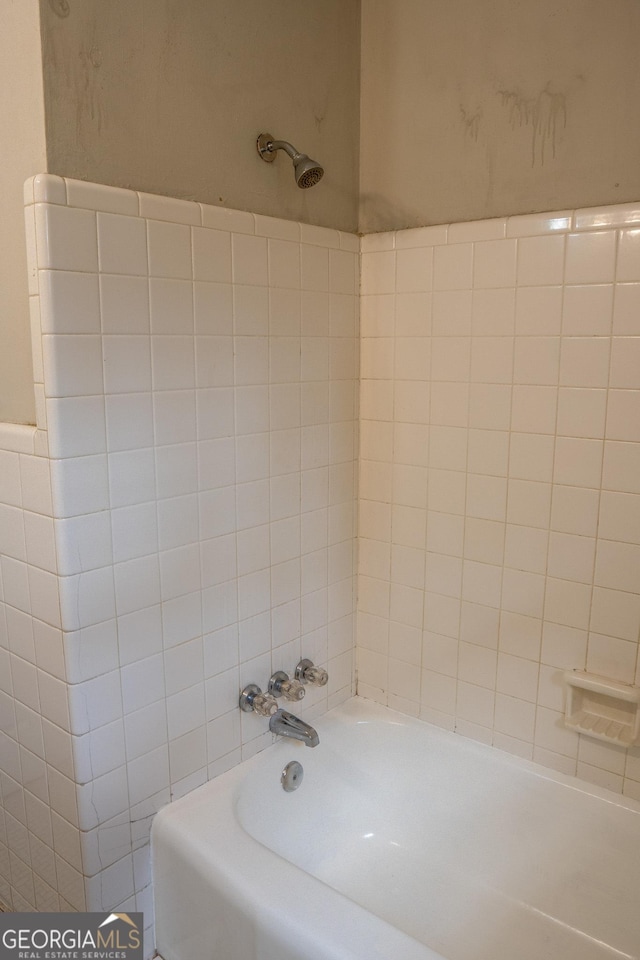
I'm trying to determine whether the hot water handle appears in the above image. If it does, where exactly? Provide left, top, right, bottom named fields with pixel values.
left=239, top=684, right=279, bottom=717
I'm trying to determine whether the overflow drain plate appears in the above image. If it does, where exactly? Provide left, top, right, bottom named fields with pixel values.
left=281, top=760, right=304, bottom=792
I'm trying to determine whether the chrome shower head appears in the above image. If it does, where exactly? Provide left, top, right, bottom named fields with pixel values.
left=257, top=133, right=324, bottom=189
left=293, top=153, right=324, bottom=189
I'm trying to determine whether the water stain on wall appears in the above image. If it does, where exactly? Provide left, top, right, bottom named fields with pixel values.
left=498, top=84, right=567, bottom=167
left=459, top=105, right=482, bottom=143
left=76, top=40, right=104, bottom=133
left=48, top=0, right=70, bottom=18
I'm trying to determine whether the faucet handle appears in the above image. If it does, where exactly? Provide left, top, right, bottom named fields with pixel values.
left=239, top=684, right=279, bottom=717
left=268, top=671, right=306, bottom=702
left=295, top=658, right=329, bottom=687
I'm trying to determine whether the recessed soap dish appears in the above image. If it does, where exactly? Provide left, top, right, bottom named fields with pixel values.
left=564, top=671, right=640, bottom=747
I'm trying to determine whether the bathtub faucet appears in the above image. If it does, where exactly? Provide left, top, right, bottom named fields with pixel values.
left=269, top=709, right=319, bottom=748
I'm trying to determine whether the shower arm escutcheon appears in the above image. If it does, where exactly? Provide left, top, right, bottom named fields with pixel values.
left=257, top=135, right=299, bottom=163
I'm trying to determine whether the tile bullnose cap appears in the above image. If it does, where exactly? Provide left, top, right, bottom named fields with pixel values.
left=339, top=231, right=359, bottom=252
left=360, top=231, right=395, bottom=253
left=140, top=191, right=201, bottom=225
left=254, top=212, right=301, bottom=242
left=30, top=173, right=68, bottom=205
left=200, top=202, right=255, bottom=234
left=66, top=178, right=140, bottom=216
left=396, top=224, right=449, bottom=248
left=0, top=422, right=36, bottom=454
left=23, top=175, right=36, bottom=205
left=447, top=218, right=506, bottom=244
left=506, top=210, right=573, bottom=238
left=300, top=222, right=341, bottom=249
left=573, top=202, right=640, bottom=231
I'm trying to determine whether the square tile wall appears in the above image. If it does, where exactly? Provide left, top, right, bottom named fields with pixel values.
left=358, top=203, right=640, bottom=801
left=5, top=176, right=640, bottom=945
left=0, top=424, right=77, bottom=914
left=1, top=175, right=358, bottom=939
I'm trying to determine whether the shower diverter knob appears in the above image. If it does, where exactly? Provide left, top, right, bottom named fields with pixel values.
left=268, top=671, right=306, bottom=702
left=295, top=658, right=329, bottom=687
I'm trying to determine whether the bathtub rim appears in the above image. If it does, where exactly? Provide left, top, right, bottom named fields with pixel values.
left=158, top=696, right=640, bottom=819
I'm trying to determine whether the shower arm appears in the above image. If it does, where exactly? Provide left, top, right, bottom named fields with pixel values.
left=264, top=139, right=304, bottom=163
left=256, top=132, right=324, bottom=189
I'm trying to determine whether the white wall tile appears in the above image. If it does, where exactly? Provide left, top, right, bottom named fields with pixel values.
left=102, top=337, right=152, bottom=395
left=150, top=279, right=193, bottom=334
left=616, top=229, right=640, bottom=282
left=39, top=272, right=101, bottom=335
left=613, top=284, right=640, bottom=335
left=610, top=337, right=640, bottom=389
left=516, top=235, right=565, bottom=286
left=433, top=244, right=473, bottom=290
left=98, top=213, right=147, bottom=276
left=565, top=231, right=617, bottom=284
left=105, top=394, right=154, bottom=452
left=100, top=275, right=149, bottom=334
left=562, top=284, right=614, bottom=336
left=605, top=390, right=640, bottom=441
left=35, top=205, right=98, bottom=273
left=0, top=452, right=23, bottom=509
left=556, top=387, right=607, bottom=439
left=396, top=247, right=433, bottom=293
left=559, top=337, right=610, bottom=387
left=42, top=335, right=104, bottom=398
left=23, top=513, right=57, bottom=573
left=360, top=252, right=395, bottom=295
left=152, top=337, right=196, bottom=391
left=473, top=239, right=516, bottom=288
left=602, top=441, right=640, bottom=495
left=358, top=202, right=640, bottom=795
left=46, top=397, right=106, bottom=460
left=148, top=221, right=192, bottom=279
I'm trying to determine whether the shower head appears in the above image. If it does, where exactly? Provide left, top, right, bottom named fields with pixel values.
left=292, top=153, right=324, bottom=189
left=257, top=133, right=324, bottom=189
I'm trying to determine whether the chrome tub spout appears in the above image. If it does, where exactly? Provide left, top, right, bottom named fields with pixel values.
left=269, top=708, right=319, bottom=747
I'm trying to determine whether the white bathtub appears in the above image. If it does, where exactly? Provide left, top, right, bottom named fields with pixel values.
left=152, top=698, right=640, bottom=960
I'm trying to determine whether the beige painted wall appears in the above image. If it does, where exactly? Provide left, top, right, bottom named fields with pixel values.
left=40, top=0, right=361, bottom=232
left=8, top=1, right=640, bottom=418
left=360, top=0, right=640, bottom=232
left=0, top=0, right=45, bottom=424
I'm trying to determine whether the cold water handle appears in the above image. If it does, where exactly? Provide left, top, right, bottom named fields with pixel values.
left=295, top=658, right=329, bottom=687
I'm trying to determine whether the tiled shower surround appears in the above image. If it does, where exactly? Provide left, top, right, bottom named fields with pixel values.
left=1, top=176, right=640, bottom=937
left=0, top=175, right=358, bottom=933
left=358, top=205, right=640, bottom=797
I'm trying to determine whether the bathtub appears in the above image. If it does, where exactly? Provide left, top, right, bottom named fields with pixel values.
left=152, top=698, right=640, bottom=960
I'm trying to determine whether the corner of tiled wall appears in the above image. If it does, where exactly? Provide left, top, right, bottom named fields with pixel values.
left=1, top=173, right=359, bottom=952
left=357, top=201, right=640, bottom=801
